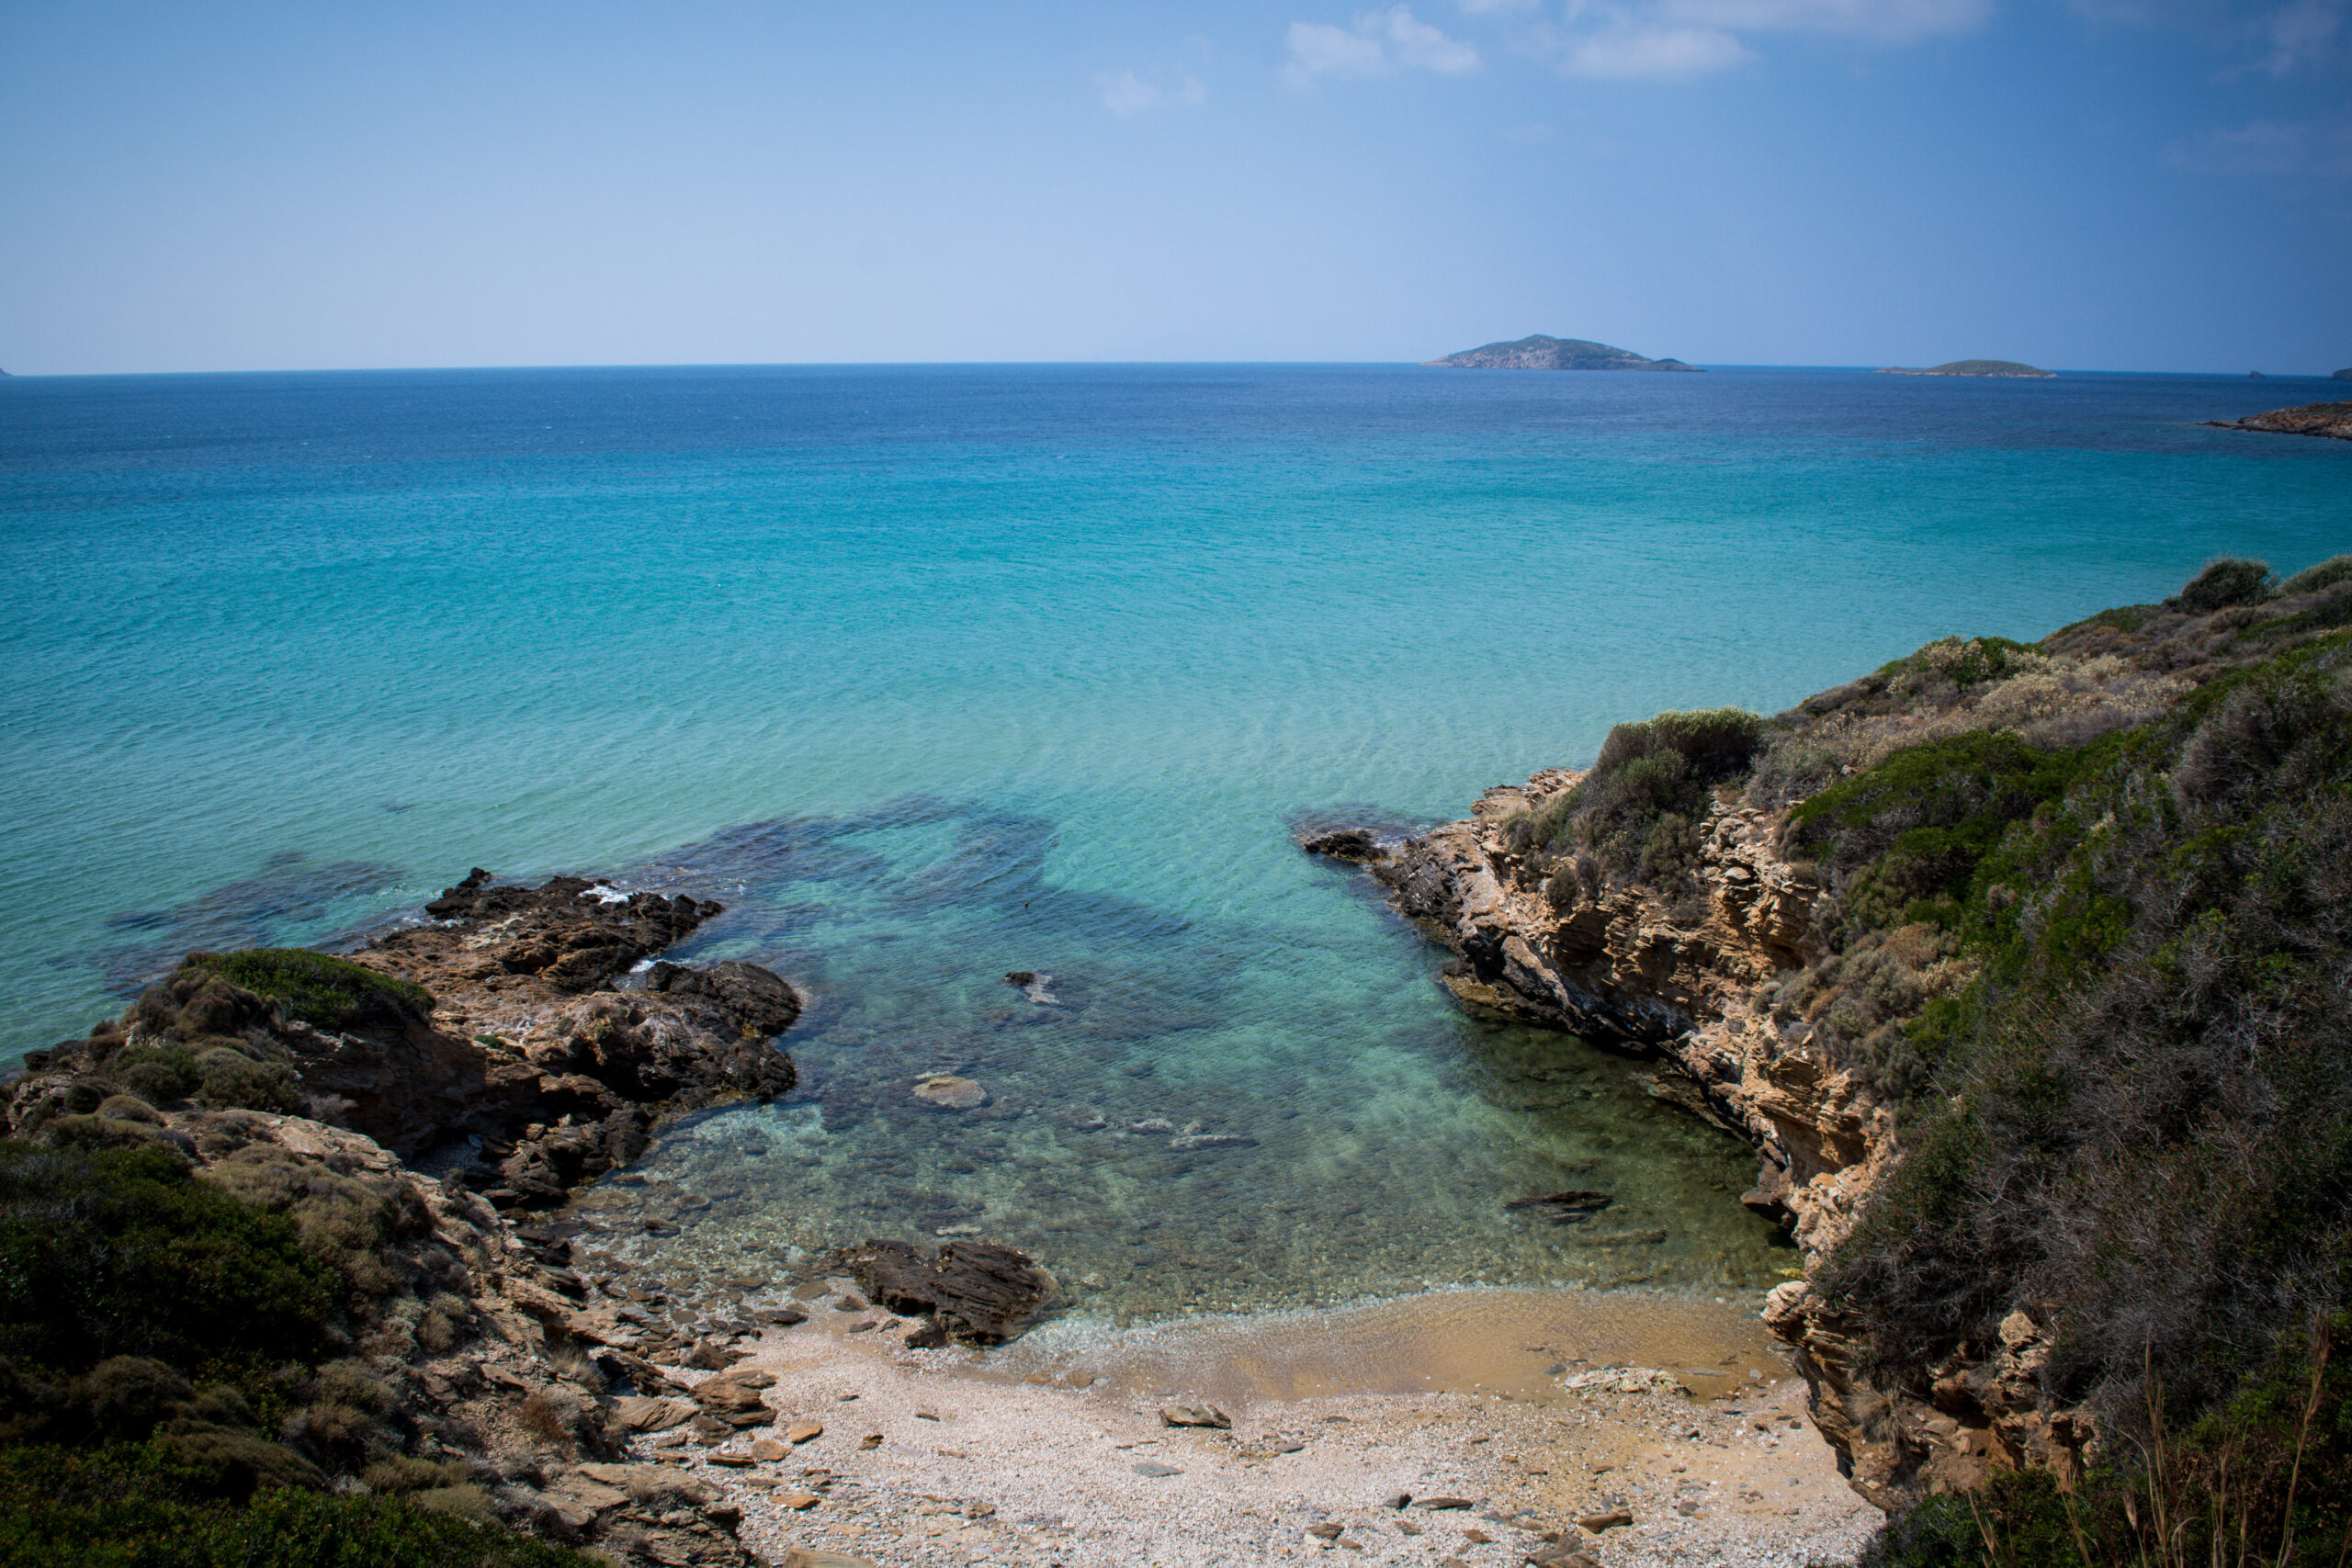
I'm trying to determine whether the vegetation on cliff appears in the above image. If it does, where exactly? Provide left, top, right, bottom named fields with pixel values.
left=0, top=1137, right=594, bottom=1565
left=1486, top=551, right=2352, bottom=1558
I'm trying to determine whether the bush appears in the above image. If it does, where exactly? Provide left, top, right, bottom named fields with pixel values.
left=1524, top=707, right=1766, bottom=885
left=1820, top=630, right=2352, bottom=1439
left=0, top=1442, right=594, bottom=1567
left=2278, top=553, right=2352, bottom=598
left=0, top=1142, right=338, bottom=1381
left=2165, top=556, right=2275, bottom=613
left=180, top=952, right=432, bottom=1033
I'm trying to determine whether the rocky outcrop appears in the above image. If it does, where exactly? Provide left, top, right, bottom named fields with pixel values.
left=9, top=870, right=801, bottom=1211
left=1351, top=770, right=1891, bottom=1261
left=0, top=1104, right=762, bottom=1565
left=1311, top=776, right=1959, bottom=1504
left=2208, top=400, right=2352, bottom=440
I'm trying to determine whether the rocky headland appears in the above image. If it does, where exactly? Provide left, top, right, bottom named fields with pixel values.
left=2207, top=399, right=2352, bottom=440
left=0, top=869, right=1050, bottom=1565
left=1874, top=361, right=2052, bottom=378
left=1425, top=336, right=1701, bottom=371
left=1306, top=550, right=2352, bottom=1550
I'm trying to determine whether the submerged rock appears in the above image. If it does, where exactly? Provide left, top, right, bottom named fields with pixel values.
left=911, top=1075, right=987, bottom=1110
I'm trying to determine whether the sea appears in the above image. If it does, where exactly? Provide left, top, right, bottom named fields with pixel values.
left=3, top=363, right=2345, bottom=1319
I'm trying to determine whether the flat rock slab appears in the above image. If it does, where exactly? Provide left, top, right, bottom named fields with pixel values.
left=1131, top=1461, right=1182, bottom=1477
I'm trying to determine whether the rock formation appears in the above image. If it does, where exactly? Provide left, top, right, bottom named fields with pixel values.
left=2208, top=400, right=2352, bottom=440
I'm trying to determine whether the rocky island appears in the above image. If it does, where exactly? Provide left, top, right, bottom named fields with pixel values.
left=2208, top=400, right=2352, bottom=441
left=1306, top=549, right=2352, bottom=1558
left=1425, top=335, right=1701, bottom=371
left=1875, top=360, right=2052, bottom=378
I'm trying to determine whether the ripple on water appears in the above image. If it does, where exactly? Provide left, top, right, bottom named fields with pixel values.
left=549, top=799, right=1796, bottom=1320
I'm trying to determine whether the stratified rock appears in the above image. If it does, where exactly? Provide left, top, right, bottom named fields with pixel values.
left=646, top=959, right=803, bottom=1035
left=838, top=1238, right=1057, bottom=1344
left=687, top=1369, right=778, bottom=1429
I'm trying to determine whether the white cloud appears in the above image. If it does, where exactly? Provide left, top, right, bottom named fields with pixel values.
left=1654, top=0, right=1994, bottom=40
left=2169, top=116, right=2352, bottom=175
left=1097, top=69, right=1209, bottom=115
left=2254, top=0, right=2346, bottom=73
left=1458, top=0, right=1543, bottom=12
left=1284, top=6, right=1482, bottom=85
left=1556, top=20, right=1756, bottom=73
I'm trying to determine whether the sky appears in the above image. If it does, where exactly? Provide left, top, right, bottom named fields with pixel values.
left=1, top=0, right=2346, bottom=374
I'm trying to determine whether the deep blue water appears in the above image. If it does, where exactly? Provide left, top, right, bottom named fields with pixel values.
left=3, top=363, right=2344, bottom=1313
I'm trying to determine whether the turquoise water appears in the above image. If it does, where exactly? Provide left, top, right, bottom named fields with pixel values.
left=4, top=364, right=2345, bottom=1312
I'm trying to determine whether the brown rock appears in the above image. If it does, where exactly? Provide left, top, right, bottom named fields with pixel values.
left=1576, top=1510, right=1633, bottom=1531
left=750, top=1438, right=788, bottom=1461
left=786, top=1421, right=823, bottom=1444
left=779, top=1492, right=822, bottom=1510
left=1159, top=1403, right=1232, bottom=1429
left=838, top=1237, right=1057, bottom=1344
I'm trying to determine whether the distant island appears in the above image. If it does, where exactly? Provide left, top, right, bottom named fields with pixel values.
left=1425, top=334, right=1701, bottom=371
left=2335, top=367, right=2351, bottom=380
left=2208, top=400, right=2352, bottom=441
left=1878, top=358, right=2052, bottom=378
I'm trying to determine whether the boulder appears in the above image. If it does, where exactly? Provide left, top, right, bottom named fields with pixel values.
left=838, top=1238, right=1057, bottom=1344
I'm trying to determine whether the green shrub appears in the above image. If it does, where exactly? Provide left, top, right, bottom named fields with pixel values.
left=2278, top=553, right=2352, bottom=597
left=1526, top=707, right=1766, bottom=885
left=0, top=1142, right=338, bottom=1380
left=110, top=1046, right=198, bottom=1104
left=2165, top=556, right=2276, bottom=613
left=180, top=952, right=432, bottom=1033
left=1821, top=630, right=2352, bottom=1437
left=0, top=1442, right=594, bottom=1566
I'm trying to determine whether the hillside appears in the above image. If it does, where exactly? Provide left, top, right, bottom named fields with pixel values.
left=1424, top=334, right=1702, bottom=371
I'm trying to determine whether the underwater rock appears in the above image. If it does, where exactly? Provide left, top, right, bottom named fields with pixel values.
left=1502, top=1190, right=1614, bottom=1221
left=911, top=1075, right=987, bottom=1110
left=838, top=1237, right=1057, bottom=1344
left=1159, top=1403, right=1232, bottom=1429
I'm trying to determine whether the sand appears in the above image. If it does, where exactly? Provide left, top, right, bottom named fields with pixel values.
left=630, top=1287, right=1882, bottom=1567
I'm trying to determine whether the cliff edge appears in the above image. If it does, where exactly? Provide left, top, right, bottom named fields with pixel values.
left=1310, top=550, right=2352, bottom=1529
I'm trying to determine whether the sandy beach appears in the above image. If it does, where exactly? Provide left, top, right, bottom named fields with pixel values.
left=625, top=1286, right=1880, bottom=1567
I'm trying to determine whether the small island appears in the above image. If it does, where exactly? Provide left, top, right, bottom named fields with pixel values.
left=1425, top=334, right=1701, bottom=371
left=1878, top=358, right=2052, bottom=378
left=2335, top=367, right=2351, bottom=380
left=2208, top=400, right=2352, bottom=441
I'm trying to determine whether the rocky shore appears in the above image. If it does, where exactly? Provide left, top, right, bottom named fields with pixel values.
left=2206, top=399, right=2352, bottom=439
left=1305, top=554, right=2352, bottom=1523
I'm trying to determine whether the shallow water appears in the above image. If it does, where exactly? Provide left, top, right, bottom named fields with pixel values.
left=4, top=364, right=2344, bottom=1316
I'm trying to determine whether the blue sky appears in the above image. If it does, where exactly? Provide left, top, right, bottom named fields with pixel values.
left=2, top=0, right=2346, bottom=373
